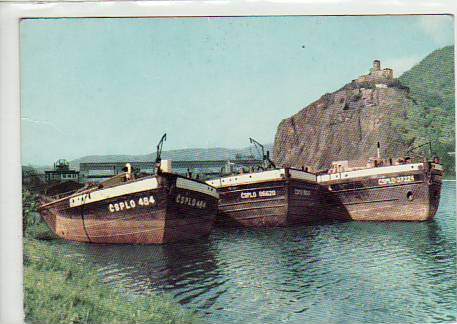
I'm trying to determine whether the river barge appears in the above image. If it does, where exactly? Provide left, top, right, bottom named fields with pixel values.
left=38, top=134, right=219, bottom=244
left=207, top=168, right=321, bottom=227
left=317, top=151, right=443, bottom=221
left=206, top=138, right=321, bottom=227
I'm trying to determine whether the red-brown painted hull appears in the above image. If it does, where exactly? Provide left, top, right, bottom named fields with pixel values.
left=215, top=177, right=322, bottom=227
left=38, top=174, right=218, bottom=244
left=319, top=168, right=443, bottom=221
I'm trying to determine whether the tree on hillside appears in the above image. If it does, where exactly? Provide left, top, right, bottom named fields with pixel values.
left=396, top=46, right=455, bottom=176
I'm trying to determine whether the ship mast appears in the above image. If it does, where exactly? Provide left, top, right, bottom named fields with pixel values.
left=249, top=137, right=276, bottom=169
left=377, top=142, right=381, bottom=160
left=155, top=133, right=167, bottom=174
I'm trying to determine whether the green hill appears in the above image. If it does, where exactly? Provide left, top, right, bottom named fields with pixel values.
left=68, top=144, right=273, bottom=170
left=397, top=45, right=455, bottom=177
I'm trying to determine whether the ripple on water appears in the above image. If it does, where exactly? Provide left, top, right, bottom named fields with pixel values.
left=55, top=182, right=456, bottom=323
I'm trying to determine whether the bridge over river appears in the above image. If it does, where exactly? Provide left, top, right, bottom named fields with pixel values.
left=79, top=159, right=262, bottom=182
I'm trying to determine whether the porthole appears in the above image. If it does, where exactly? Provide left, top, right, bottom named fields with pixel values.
left=407, top=191, right=414, bottom=201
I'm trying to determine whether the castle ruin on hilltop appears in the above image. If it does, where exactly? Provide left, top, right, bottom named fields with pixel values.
left=273, top=58, right=411, bottom=171
left=357, top=60, right=394, bottom=84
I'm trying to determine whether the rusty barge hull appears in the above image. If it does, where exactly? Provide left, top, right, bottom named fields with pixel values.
left=39, top=174, right=219, bottom=244
left=206, top=168, right=322, bottom=227
left=318, top=163, right=443, bottom=221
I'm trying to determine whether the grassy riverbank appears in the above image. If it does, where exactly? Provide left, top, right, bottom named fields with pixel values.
left=23, top=191, right=200, bottom=324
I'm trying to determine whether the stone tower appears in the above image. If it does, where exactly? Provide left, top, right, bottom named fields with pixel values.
left=357, top=60, right=394, bottom=83
left=372, top=60, right=381, bottom=72
left=382, top=68, right=393, bottom=79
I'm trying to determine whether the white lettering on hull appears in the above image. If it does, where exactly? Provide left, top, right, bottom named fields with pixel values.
left=175, top=194, right=207, bottom=209
left=240, top=190, right=277, bottom=199
left=294, top=188, right=311, bottom=196
left=108, top=196, right=154, bottom=213
left=378, top=175, right=415, bottom=185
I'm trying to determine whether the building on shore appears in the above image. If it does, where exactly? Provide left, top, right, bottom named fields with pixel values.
left=45, top=159, right=79, bottom=183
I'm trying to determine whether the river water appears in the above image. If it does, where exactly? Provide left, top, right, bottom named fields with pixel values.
left=55, top=181, right=456, bottom=323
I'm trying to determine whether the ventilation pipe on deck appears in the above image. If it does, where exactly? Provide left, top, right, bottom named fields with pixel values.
left=160, top=160, right=172, bottom=173
left=125, top=163, right=132, bottom=181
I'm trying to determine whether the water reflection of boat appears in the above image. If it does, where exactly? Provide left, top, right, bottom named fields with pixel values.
left=206, top=138, right=321, bottom=227
left=38, top=134, right=219, bottom=244
left=72, top=238, right=222, bottom=304
left=318, top=143, right=443, bottom=221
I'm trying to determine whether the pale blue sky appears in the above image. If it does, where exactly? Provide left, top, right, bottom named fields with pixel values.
left=20, top=15, right=454, bottom=165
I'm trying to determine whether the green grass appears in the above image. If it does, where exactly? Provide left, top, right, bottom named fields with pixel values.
left=23, top=190, right=201, bottom=324
left=22, top=190, right=56, bottom=240
left=24, top=239, right=200, bottom=324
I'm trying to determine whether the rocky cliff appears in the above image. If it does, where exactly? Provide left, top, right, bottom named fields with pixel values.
left=273, top=70, right=413, bottom=171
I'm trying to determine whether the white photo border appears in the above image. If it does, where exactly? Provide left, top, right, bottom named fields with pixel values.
left=1, top=1, right=456, bottom=323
